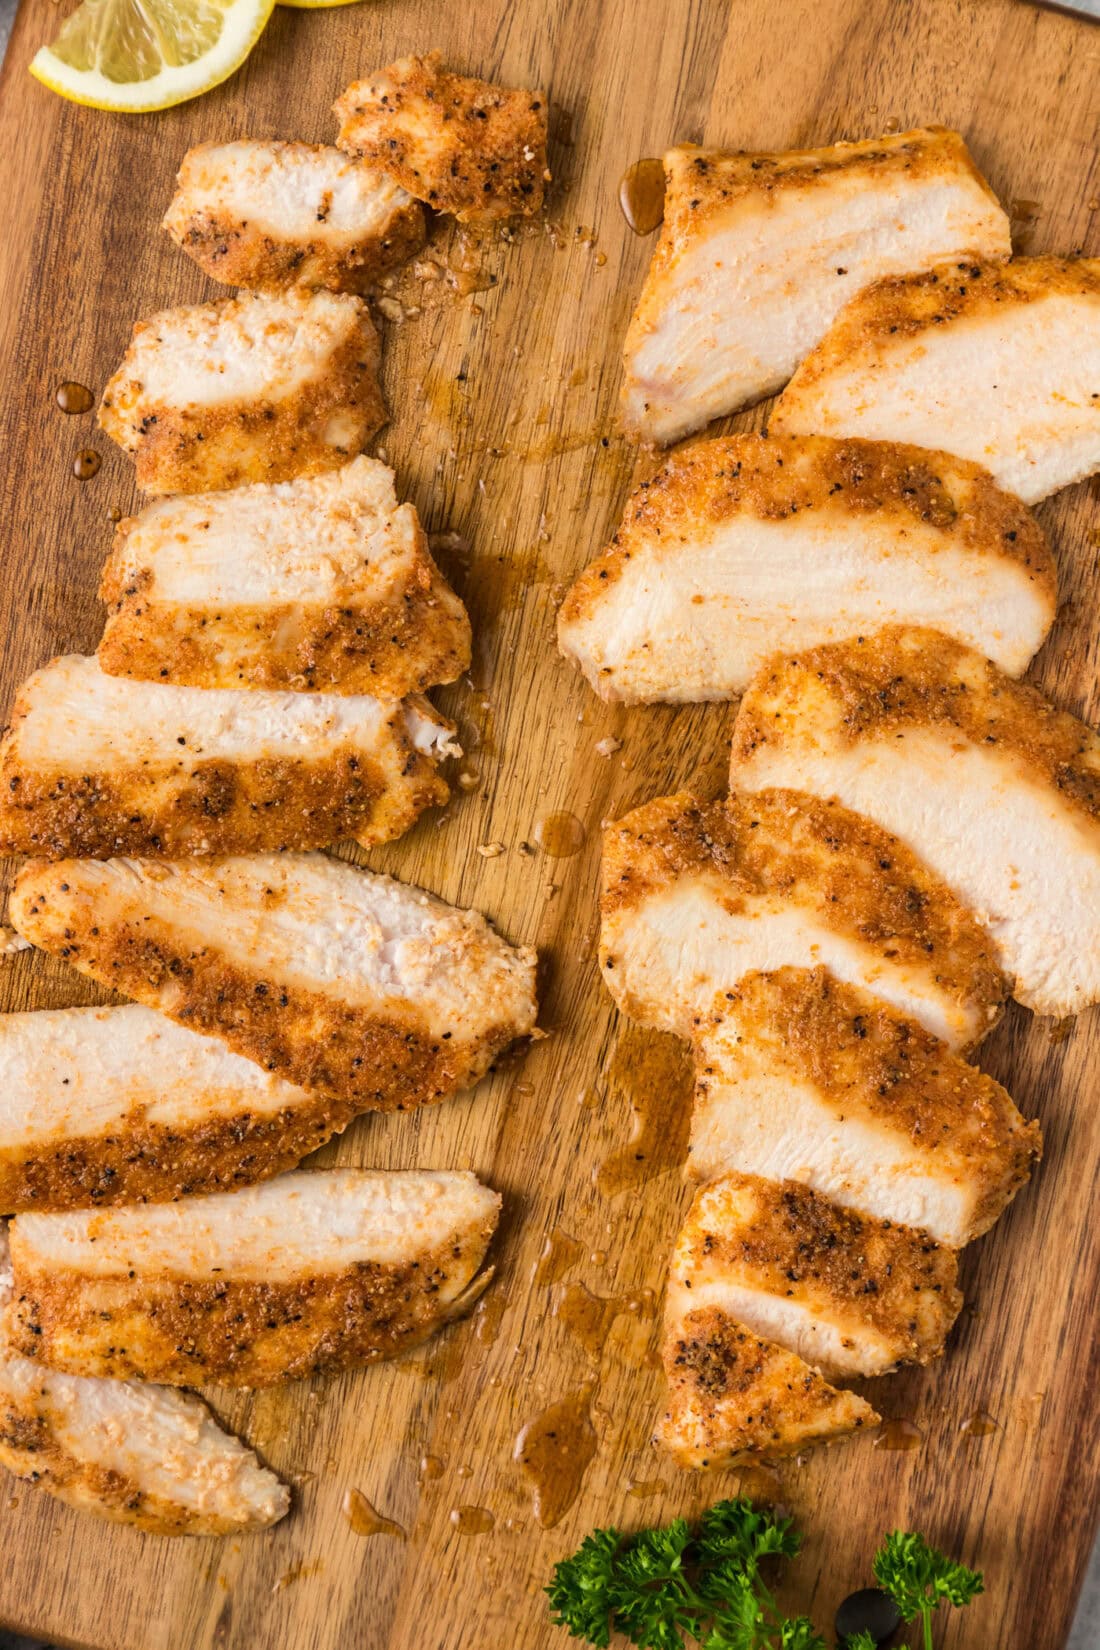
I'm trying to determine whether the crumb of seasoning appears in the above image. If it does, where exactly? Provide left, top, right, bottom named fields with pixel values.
left=477, top=841, right=505, bottom=858
left=595, top=737, right=622, bottom=758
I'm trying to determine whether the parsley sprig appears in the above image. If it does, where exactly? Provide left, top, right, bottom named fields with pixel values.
left=547, top=1498, right=822, bottom=1650
left=546, top=1499, right=983, bottom=1650
left=872, top=1531, right=983, bottom=1650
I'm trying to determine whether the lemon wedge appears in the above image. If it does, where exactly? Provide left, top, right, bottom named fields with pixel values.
left=30, top=0, right=276, bottom=112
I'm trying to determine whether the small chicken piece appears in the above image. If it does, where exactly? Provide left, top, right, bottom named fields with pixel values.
left=163, top=140, right=426, bottom=292
left=601, top=791, right=1005, bottom=1053
left=559, top=435, right=1053, bottom=701
left=0, top=1226, right=288, bottom=1533
left=0, top=1004, right=362, bottom=1213
left=0, top=655, right=457, bottom=860
left=99, top=288, right=385, bottom=494
left=10, top=853, right=538, bottom=1111
left=691, top=969, right=1040, bottom=1246
left=98, top=458, right=471, bottom=697
left=5, top=1168, right=499, bottom=1387
left=668, top=1173, right=961, bottom=1382
left=622, top=128, right=1009, bottom=445
left=732, top=628, right=1100, bottom=1016
left=334, top=51, right=548, bottom=221
left=772, top=256, right=1100, bottom=503
left=657, top=1307, right=877, bottom=1469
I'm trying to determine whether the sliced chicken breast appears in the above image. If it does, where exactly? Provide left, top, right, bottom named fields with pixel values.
left=732, top=627, right=1100, bottom=1016
left=334, top=51, right=548, bottom=222
left=97, top=457, right=471, bottom=697
left=772, top=256, right=1100, bottom=502
left=657, top=1306, right=877, bottom=1469
left=0, top=1004, right=360, bottom=1213
left=0, top=655, right=457, bottom=859
left=668, top=1173, right=960, bottom=1382
left=691, top=969, right=1040, bottom=1246
left=163, top=140, right=425, bottom=292
left=622, top=127, right=1009, bottom=445
left=559, top=435, right=1053, bottom=701
left=99, top=288, right=385, bottom=494
left=601, top=791, right=1005, bottom=1052
left=5, top=1169, right=499, bottom=1387
left=0, top=1226, right=288, bottom=1533
left=10, top=853, right=538, bottom=1110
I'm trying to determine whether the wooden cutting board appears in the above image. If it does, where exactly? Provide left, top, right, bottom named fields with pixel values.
left=0, top=1, right=1097, bottom=1646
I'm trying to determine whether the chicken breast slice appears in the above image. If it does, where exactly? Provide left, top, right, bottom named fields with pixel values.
left=559, top=434, right=1053, bottom=702
left=0, top=654, right=457, bottom=860
left=622, top=127, right=1009, bottom=445
left=97, top=457, right=471, bottom=697
left=0, top=1004, right=366, bottom=1213
left=334, top=51, right=548, bottom=222
left=0, top=1226, right=288, bottom=1533
left=691, top=969, right=1040, bottom=1246
left=667, top=1172, right=960, bottom=1382
left=10, top=852, right=538, bottom=1110
left=99, top=288, right=385, bottom=495
left=732, top=627, right=1100, bottom=1016
left=5, top=1168, right=500, bottom=1387
left=601, top=791, right=1005, bottom=1052
left=772, top=256, right=1100, bottom=503
left=163, top=140, right=425, bottom=293
left=657, top=1306, right=877, bottom=1469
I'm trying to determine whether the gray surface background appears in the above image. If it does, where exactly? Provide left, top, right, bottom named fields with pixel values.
left=0, top=1, right=1095, bottom=1645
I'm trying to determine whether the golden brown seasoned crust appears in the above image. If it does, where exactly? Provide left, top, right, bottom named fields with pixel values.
left=100, top=315, right=385, bottom=495
left=0, top=1392, right=282, bottom=1533
left=0, top=1093, right=359, bottom=1213
left=0, top=737, right=448, bottom=860
left=98, top=529, right=472, bottom=697
left=774, top=256, right=1100, bottom=410
left=334, top=51, right=549, bottom=221
left=8, top=1222, right=496, bottom=1387
left=697, top=968, right=1040, bottom=1233
left=10, top=862, right=525, bottom=1112
left=733, top=626, right=1100, bottom=825
left=676, top=1173, right=962, bottom=1368
left=560, top=433, right=1054, bottom=616
left=656, top=1306, right=878, bottom=1468
left=600, top=790, right=1008, bottom=1029
left=660, top=128, right=1001, bottom=250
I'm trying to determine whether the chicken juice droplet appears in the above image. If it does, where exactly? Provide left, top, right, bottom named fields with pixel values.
left=56, top=381, right=94, bottom=414
left=342, top=1488, right=406, bottom=1538
left=73, top=449, right=101, bottom=480
left=535, top=811, right=586, bottom=858
left=619, top=159, right=666, bottom=234
left=873, top=1419, right=923, bottom=1452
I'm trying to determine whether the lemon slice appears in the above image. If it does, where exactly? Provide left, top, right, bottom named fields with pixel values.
left=30, top=0, right=276, bottom=112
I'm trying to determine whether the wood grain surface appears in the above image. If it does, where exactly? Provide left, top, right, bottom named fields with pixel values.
left=0, top=2, right=1098, bottom=1647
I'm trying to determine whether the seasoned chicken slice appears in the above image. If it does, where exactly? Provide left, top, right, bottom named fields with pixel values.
left=163, top=140, right=425, bottom=292
left=732, top=628, right=1100, bottom=1016
left=657, top=1307, right=877, bottom=1469
left=691, top=970, right=1040, bottom=1246
left=772, top=256, right=1100, bottom=502
left=559, top=435, right=1053, bottom=701
left=0, top=655, right=457, bottom=860
left=0, top=1004, right=364, bottom=1213
left=622, top=127, right=1009, bottom=445
left=334, top=51, right=548, bottom=221
left=667, top=1173, right=960, bottom=1381
left=601, top=791, right=1005, bottom=1052
left=97, top=458, right=471, bottom=697
left=0, top=1226, right=288, bottom=1533
left=10, top=853, right=538, bottom=1110
left=99, top=288, right=385, bottom=494
left=5, top=1169, right=499, bottom=1387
